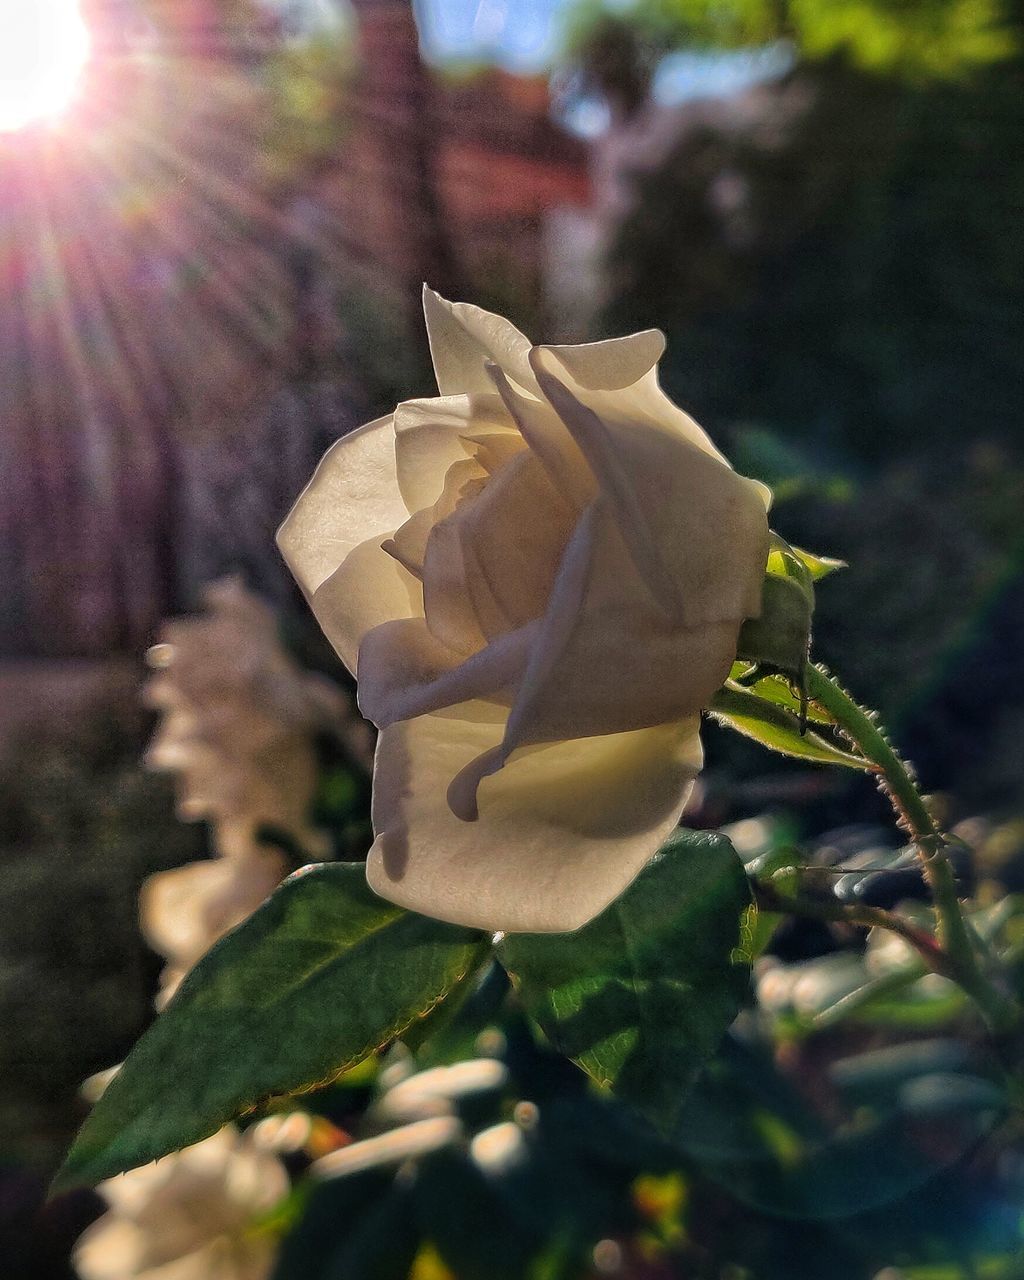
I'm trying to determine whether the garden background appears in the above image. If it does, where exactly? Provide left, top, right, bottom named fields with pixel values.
left=1, top=1, right=1022, bottom=1276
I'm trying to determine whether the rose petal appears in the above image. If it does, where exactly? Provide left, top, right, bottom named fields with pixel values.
left=308, top=536, right=422, bottom=673
left=463, top=431, right=527, bottom=476
left=393, top=394, right=516, bottom=513
left=423, top=286, right=535, bottom=394
left=499, top=503, right=740, bottom=760
left=385, top=457, right=487, bottom=580
left=277, top=414, right=407, bottom=599
left=532, top=351, right=769, bottom=627
left=416, top=451, right=551, bottom=654
left=276, top=419, right=424, bottom=670
left=535, top=343, right=730, bottom=465
left=356, top=617, right=536, bottom=728
left=486, top=362, right=595, bottom=508
left=418, top=510, right=492, bottom=655
left=491, top=502, right=597, bottom=757
left=415, top=449, right=575, bottom=653
left=443, top=449, right=576, bottom=637
left=366, top=704, right=702, bottom=933
left=539, top=328, right=666, bottom=391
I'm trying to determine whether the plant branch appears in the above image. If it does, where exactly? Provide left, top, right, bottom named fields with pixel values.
left=802, top=663, right=1019, bottom=1033
left=751, top=879, right=952, bottom=979
left=804, top=664, right=939, bottom=846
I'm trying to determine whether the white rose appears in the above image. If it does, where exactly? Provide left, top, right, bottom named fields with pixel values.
left=142, top=577, right=327, bottom=852
left=73, top=1127, right=288, bottom=1280
left=278, top=290, right=770, bottom=932
left=140, top=849, right=288, bottom=1007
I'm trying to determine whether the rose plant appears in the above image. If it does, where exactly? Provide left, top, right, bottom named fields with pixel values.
left=56, top=296, right=1024, bottom=1235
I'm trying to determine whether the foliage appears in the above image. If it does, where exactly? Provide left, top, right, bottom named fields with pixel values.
left=49, top=500, right=1024, bottom=1280
left=57, top=864, right=487, bottom=1189
left=499, top=830, right=751, bottom=1129
left=592, top=15, right=1024, bottom=789
left=603, top=50, right=1024, bottom=465
left=564, top=0, right=1017, bottom=80
left=7, top=3, right=1020, bottom=1278
left=59, top=831, right=751, bottom=1187
left=58, top=812, right=1024, bottom=1278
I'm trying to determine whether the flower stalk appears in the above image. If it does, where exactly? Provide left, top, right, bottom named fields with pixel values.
left=751, top=878, right=952, bottom=979
left=803, top=663, right=1020, bottom=1034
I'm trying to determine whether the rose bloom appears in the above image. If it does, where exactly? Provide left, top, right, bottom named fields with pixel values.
left=143, top=578, right=325, bottom=848
left=279, top=292, right=770, bottom=932
left=141, top=848, right=288, bottom=1008
left=73, top=1128, right=288, bottom=1280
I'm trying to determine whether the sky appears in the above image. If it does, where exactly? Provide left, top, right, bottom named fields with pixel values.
left=414, top=0, right=789, bottom=118
left=415, top=0, right=567, bottom=71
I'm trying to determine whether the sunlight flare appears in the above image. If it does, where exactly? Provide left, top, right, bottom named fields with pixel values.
left=0, top=0, right=91, bottom=133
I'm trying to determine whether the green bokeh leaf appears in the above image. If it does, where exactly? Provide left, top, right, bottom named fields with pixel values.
left=679, top=1033, right=1004, bottom=1219
left=497, top=830, right=751, bottom=1131
left=710, top=683, right=872, bottom=770
left=56, top=864, right=486, bottom=1190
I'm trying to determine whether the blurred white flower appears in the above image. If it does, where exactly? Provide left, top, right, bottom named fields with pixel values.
left=369, top=1058, right=508, bottom=1126
left=279, top=290, right=770, bottom=931
left=139, top=578, right=364, bottom=1004
left=74, top=1128, right=288, bottom=1280
left=142, top=577, right=332, bottom=851
left=140, top=851, right=288, bottom=1007
left=311, top=1116, right=462, bottom=1180
left=307, top=1056, right=510, bottom=1185
left=469, top=1120, right=528, bottom=1175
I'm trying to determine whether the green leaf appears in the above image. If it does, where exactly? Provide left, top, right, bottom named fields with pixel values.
left=789, top=544, right=846, bottom=581
left=736, top=535, right=816, bottom=677
left=765, top=533, right=815, bottom=598
left=737, top=671, right=836, bottom=726
left=737, top=576, right=810, bottom=677
left=497, top=830, right=751, bottom=1131
left=56, top=864, right=486, bottom=1190
left=710, top=684, right=872, bottom=771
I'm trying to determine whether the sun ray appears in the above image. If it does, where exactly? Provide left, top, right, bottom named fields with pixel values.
left=102, top=112, right=294, bottom=361
left=113, top=108, right=296, bottom=317
left=81, top=125, right=285, bottom=407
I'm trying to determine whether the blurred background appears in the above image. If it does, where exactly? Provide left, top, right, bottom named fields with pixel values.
left=1, top=1, right=1022, bottom=1276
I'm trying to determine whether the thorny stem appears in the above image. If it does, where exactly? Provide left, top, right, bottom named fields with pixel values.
left=801, top=664, right=1020, bottom=1034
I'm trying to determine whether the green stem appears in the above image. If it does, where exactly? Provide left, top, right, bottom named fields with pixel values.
left=804, top=665, right=938, bottom=846
left=804, top=664, right=1019, bottom=1034
left=752, top=880, right=952, bottom=979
